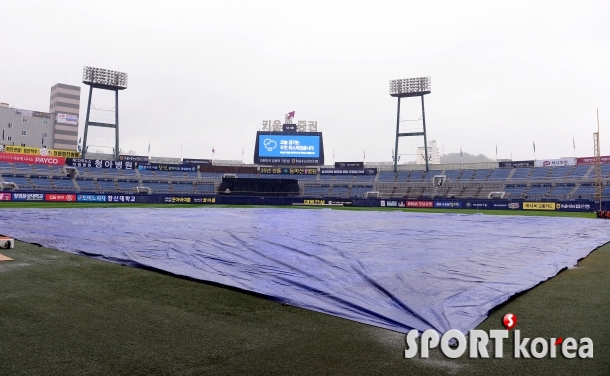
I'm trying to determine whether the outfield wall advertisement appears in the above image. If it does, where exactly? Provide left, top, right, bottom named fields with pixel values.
left=0, top=191, right=597, bottom=212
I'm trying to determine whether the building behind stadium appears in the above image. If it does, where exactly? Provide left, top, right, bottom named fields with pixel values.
left=0, top=83, right=80, bottom=151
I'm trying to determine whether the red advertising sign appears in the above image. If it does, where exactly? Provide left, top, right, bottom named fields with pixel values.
left=406, top=200, right=433, bottom=208
left=576, top=156, right=610, bottom=165
left=45, top=194, right=76, bottom=202
left=0, top=193, right=11, bottom=201
left=0, top=152, right=66, bottom=166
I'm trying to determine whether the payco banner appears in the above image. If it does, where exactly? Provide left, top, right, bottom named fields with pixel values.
left=534, top=158, right=575, bottom=167
left=4, top=145, right=79, bottom=158
left=523, top=202, right=555, bottom=210
left=0, top=152, right=66, bottom=166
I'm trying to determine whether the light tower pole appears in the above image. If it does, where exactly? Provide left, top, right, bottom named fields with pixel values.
left=389, top=77, right=431, bottom=172
left=81, top=66, right=128, bottom=161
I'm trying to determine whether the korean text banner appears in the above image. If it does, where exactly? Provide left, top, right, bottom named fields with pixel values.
left=4, top=145, right=80, bottom=158
left=56, top=113, right=78, bottom=125
left=576, top=156, right=610, bottom=165
left=534, top=158, right=575, bottom=167
left=258, top=135, right=320, bottom=158
left=0, top=152, right=66, bottom=166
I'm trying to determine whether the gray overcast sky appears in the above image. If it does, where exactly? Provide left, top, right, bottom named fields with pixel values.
left=1, top=0, right=609, bottom=163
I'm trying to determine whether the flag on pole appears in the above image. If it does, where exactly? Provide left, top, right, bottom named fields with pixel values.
left=41, top=135, right=44, bottom=146
left=212, top=148, right=215, bottom=154
left=460, top=146, right=463, bottom=157
left=573, top=137, right=575, bottom=149
left=148, top=143, right=150, bottom=153
left=495, top=143, right=497, bottom=155
left=533, top=141, right=536, bottom=153
left=363, top=149, right=366, bottom=161
left=2, top=128, right=4, bottom=141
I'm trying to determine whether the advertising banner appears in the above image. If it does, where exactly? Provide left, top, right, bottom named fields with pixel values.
left=106, top=195, right=137, bottom=203
left=406, top=200, right=433, bottom=208
left=119, top=155, right=148, bottom=163
left=434, top=201, right=462, bottom=209
left=4, top=145, right=79, bottom=158
left=0, top=152, right=66, bottom=166
left=464, top=201, right=491, bottom=209
left=382, top=200, right=404, bottom=207
left=534, top=158, right=575, bottom=167
left=257, top=157, right=322, bottom=165
left=193, top=197, right=217, bottom=204
left=164, top=196, right=192, bottom=204
left=77, top=194, right=107, bottom=202
left=554, top=202, right=594, bottom=212
left=523, top=202, right=555, bottom=210
left=138, top=163, right=196, bottom=172
left=66, top=158, right=134, bottom=170
left=576, top=156, right=610, bottom=165
left=45, top=193, right=76, bottom=202
left=15, top=109, right=51, bottom=119
left=0, top=193, right=11, bottom=201
left=183, top=158, right=212, bottom=165
left=320, top=168, right=377, bottom=175
left=260, top=167, right=318, bottom=175
left=335, top=162, right=364, bottom=168
left=12, top=193, right=44, bottom=201
left=56, top=113, right=78, bottom=125
left=488, top=202, right=521, bottom=210
left=499, top=160, right=535, bottom=168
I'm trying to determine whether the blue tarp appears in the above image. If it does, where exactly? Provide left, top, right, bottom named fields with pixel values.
left=3, top=208, right=610, bottom=334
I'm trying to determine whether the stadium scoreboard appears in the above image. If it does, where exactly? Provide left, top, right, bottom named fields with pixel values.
left=254, top=131, right=325, bottom=165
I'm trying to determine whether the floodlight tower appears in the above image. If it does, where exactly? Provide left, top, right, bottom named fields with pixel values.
left=81, top=66, right=128, bottom=161
left=594, top=109, right=601, bottom=208
left=389, top=77, right=431, bottom=172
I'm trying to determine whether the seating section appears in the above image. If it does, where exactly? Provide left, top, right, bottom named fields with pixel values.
left=76, top=179, right=97, bottom=192
left=172, top=181, right=194, bottom=194
left=303, top=184, right=330, bottom=197
left=142, top=180, right=171, bottom=193
left=2, top=160, right=610, bottom=203
left=194, top=182, right=215, bottom=194
left=526, top=184, right=552, bottom=197
left=350, top=185, right=374, bottom=198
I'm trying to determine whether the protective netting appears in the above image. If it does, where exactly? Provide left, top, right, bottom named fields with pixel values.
left=3, top=208, right=609, bottom=334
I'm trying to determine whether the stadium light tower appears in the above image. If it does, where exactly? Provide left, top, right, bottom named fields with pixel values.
left=389, top=77, right=431, bottom=172
left=81, top=66, right=128, bottom=161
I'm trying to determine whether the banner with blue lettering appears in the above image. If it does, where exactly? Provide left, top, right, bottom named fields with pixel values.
left=434, top=200, right=462, bottom=209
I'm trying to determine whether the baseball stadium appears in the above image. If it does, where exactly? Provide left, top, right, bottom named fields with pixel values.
left=1, top=69, right=609, bottom=375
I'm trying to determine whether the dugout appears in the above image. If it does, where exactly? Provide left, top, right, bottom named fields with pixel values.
left=218, top=177, right=299, bottom=197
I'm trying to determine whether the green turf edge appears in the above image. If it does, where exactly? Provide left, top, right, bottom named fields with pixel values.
left=0, top=201, right=597, bottom=218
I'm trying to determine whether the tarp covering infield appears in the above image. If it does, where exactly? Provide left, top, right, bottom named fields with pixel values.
left=3, top=208, right=610, bottom=335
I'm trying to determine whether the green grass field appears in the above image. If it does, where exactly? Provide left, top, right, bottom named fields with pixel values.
left=1, top=204, right=608, bottom=375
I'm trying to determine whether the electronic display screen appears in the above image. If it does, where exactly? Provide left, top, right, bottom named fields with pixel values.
left=257, top=135, right=320, bottom=158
